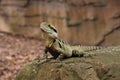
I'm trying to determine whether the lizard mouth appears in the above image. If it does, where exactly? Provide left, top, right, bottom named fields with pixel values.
left=41, top=28, right=58, bottom=38
left=41, top=28, right=46, bottom=33
left=40, top=28, right=51, bottom=34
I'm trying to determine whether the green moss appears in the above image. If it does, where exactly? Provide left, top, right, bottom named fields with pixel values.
left=15, top=59, right=41, bottom=80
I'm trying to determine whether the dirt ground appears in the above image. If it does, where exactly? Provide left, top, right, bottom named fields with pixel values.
left=0, top=32, right=44, bottom=80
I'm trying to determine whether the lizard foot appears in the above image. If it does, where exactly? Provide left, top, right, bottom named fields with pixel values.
left=50, top=54, right=65, bottom=63
left=83, top=52, right=93, bottom=58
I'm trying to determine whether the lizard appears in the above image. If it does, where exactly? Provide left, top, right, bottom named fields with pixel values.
left=40, top=22, right=120, bottom=60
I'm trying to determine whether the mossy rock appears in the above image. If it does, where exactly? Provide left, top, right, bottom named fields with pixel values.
left=15, top=50, right=120, bottom=80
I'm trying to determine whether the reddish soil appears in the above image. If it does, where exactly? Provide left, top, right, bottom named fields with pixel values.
left=0, top=32, right=44, bottom=80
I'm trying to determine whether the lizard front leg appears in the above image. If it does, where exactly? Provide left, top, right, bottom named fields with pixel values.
left=55, top=47, right=72, bottom=61
left=44, top=47, right=48, bottom=59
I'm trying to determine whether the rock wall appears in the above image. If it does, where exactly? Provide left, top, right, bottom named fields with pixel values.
left=0, top=0, right=120, bottom=46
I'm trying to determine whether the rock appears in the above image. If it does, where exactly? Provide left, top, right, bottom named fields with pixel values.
left=15, top=49, right=120, bottom=80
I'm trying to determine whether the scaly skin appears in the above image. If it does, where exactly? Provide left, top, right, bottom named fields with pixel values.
left=40, top=22, right=119, bottom=60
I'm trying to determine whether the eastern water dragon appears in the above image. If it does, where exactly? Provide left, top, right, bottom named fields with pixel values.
left=40, top=22, right=120, bottom=60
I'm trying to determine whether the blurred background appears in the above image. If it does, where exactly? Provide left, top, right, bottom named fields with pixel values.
left=0, top=0, right=120, bottom=80
left=0, top=0, right=120, bottom=46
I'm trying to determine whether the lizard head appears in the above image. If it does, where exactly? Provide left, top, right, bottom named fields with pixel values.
left=40, top=22, right=58, bottom=47
left=40, top=22, right=58, bottom=39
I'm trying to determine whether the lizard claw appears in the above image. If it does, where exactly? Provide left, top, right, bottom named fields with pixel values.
left=50, top=55, right=64, bottom=63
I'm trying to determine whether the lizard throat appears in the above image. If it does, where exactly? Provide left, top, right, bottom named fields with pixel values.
left=45, top=36, right=55, bottom=47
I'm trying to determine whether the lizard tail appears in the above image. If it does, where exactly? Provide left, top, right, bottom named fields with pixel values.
left=85, top=45, right=120, bottom=56
left=71, top=45, right=105, bottom=52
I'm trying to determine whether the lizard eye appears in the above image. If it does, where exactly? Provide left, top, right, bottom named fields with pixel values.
left=48, top=24, right=57, bottom=33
